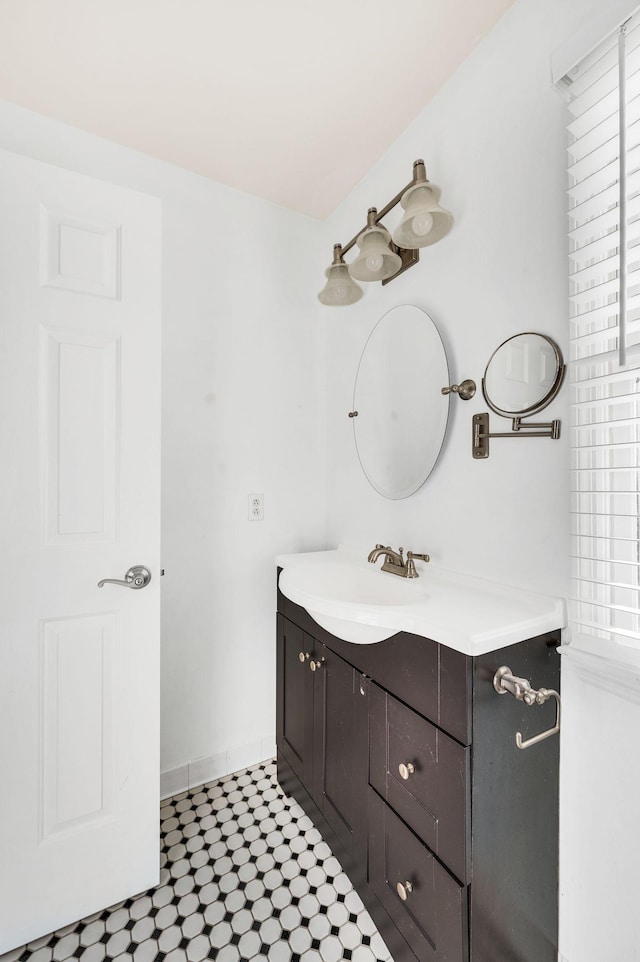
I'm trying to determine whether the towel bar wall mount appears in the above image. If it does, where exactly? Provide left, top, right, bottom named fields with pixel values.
left=493, top=665, right=561, bottom=750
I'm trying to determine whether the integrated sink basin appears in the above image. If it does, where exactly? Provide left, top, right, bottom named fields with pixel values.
left=280, top=557, right=423, bottom=644
left=277, top=545, right=566, bottom=655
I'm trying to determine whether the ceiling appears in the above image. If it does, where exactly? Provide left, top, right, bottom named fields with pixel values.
left=0, top=0, right=517, bottom=219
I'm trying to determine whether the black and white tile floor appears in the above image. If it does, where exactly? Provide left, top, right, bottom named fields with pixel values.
left=1, top=761, right=393, bottom=962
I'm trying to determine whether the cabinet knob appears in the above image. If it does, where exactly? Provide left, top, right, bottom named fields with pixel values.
left=398, top=762, right=415, bottom=780
left=298, top=651, right=310, bottom=663
left=309, top=659, right=324, bottom=672
left=396, top=880, right=413, bottom=901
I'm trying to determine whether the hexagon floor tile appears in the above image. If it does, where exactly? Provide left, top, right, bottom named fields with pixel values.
left=1, top=761, right=394, bottom=962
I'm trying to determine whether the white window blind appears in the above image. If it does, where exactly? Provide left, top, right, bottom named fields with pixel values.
left=564, top=15, right=640, bottom=650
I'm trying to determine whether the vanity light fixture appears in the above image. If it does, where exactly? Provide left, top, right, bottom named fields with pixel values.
left=392, top=163, right=453, bottom=249
left=317, top=243, right=363, bottom=306
left=317, top=159, right=452, bottom=306
left=349, top=209, right=401, bottom=282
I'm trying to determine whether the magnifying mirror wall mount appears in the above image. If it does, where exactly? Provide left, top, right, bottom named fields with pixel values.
left=472, top=333, right=565, bottom=460
left=472, top=413, right=561, bottom=459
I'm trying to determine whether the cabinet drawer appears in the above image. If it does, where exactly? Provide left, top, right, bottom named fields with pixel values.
left=369, top=684, right=469, bottom=884
left=368, top=789, right=468, bottom=962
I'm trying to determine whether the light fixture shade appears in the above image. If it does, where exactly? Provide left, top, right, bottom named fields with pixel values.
left=349, top=225, right=402, bottom=282
left=318, top=262, right=363, bottom=306
left=391, top=182, right=453, bottom=249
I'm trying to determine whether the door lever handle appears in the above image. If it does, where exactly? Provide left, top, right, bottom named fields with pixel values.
left=98, top=565, right=152, bottom=589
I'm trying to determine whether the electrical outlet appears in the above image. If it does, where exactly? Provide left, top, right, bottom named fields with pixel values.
left=248, top=493, right=264, bottom=521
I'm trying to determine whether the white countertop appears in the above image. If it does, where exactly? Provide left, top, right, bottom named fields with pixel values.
left=277, top=545, right=566, bottom=656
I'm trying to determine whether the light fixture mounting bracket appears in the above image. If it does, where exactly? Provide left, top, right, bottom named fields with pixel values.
left=381, top=246, right=419, bottom=285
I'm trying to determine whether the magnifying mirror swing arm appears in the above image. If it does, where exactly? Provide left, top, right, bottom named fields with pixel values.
left=473, top=413, right=561, bottom=459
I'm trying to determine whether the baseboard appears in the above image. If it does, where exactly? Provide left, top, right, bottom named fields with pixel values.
left=160, top=734, right=276, bottom=800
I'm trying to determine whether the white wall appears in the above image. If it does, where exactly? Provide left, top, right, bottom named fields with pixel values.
left=0, top=100, right=327, bottom=789
left=317, top=1, right=640, bottom=961
left=559, top=646, right=640, bottom=962
left=320, top=0, right=573, bottom=596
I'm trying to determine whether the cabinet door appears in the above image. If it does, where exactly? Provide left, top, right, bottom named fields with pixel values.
left=312, top=645, right=368, bottom=872
left=276, top=615, right=315, bottom=789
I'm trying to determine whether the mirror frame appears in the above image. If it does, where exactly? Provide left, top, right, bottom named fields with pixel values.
left=481, top=332, right=566, bottom=418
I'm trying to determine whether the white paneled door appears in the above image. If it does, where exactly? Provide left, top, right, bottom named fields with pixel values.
left=0, top=149, right=161, bottom=952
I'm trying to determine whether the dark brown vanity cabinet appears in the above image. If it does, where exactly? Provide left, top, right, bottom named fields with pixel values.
left=276, top=580, right=560, bottom=962
left=276, top=613, right=369, bottom=879
left=276, top=617, right=314, bottom=787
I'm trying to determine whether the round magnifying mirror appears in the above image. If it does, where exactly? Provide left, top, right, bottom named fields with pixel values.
left=482, top=332, right=565, bottom=417
left=352, top=305, right=450, bottom=500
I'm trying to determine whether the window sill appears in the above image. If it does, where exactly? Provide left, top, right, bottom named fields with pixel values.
left=559, top=635, right=640, bottom=703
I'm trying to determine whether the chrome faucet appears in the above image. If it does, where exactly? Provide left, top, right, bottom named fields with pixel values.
left=367, top=544, right=430, bottom=578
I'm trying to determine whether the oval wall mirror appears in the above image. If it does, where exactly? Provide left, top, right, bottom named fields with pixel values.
left=482, top=332, right=565, bottom=417
left=352, top=304, right=450, bottom=500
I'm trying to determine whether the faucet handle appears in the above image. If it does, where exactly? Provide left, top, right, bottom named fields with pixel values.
left=407, top=551, right=430, bottom=563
